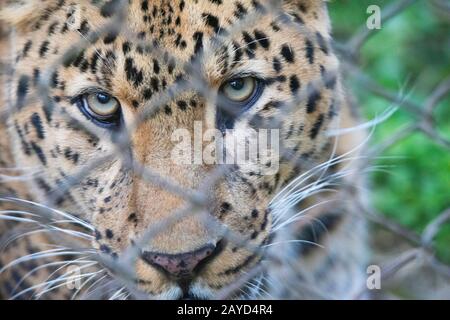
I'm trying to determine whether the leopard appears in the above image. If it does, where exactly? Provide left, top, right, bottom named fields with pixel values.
left=0, top=0, right=368, bottom=300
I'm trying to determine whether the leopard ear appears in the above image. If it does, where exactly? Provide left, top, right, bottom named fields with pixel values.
left=0, top=0, right=60, bottom=32
left=284, top=0, right=329, bottom=11
left=283, top=0, right=331, bottom=33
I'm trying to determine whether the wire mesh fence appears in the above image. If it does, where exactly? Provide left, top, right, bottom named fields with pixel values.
left=0, top=0, right=449, bottom=300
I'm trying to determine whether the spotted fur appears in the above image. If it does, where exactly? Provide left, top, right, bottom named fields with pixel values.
left=0, top=0, right=368, bottom=299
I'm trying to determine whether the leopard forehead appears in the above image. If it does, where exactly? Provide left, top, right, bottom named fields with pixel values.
left=10, top=0, right=335, bottom=108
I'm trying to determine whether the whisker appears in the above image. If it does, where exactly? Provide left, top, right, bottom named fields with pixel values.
left=79, top=274, right=109, bottom=300
left=33, top=269, right=103, bottom=299
left=263, top=239, right=324, bottom=249
left=0, top=197, right=94, bottom=231
left=109, top=286, right=128, bottom=300
left=0, top=248, right=92, bottom=274
left=9, top=262, right=97, bottom=300
left=71, top=270, right=106, bottom=300
left=11, top=257, right=95, bottom=296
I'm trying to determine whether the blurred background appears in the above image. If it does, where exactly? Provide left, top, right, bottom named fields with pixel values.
left=329, top=0, right=449, bottom=298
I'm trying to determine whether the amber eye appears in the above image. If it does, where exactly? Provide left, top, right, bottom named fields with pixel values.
left=85, top=92, right=120, bottom=117
left=77, top=92, right=122, bottom=129
left=221, top=77, right=258, bottom=103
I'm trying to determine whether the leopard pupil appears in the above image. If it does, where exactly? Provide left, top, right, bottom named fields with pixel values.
left=229, top=78, right=244, bottom=90
left=96, top=93, right=111, bottom=104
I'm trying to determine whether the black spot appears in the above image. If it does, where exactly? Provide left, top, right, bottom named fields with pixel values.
left=177, top=100, right=187, bottom=110
left=14, top=121, right=31, bottom=155
left=103, top=29, right=119, bottom=44
left=254, top=30, right=269, bottom=49
left=143, top=88, right=153, bottom=100
left=316, top=32, right=329, bottom=55
left=305, top=39, right=314, bottom=64
left=289, top=75, right=300, bottom=94
left=104, top=196, right=112, bottom=203
left=51, top=71, right=59, bottom=88
left=219, top=202, right=232, bottom=217
left=64, top=147, right=80, bottom=164
left=258, top=208, right=269, bottom=231
left=168, top=58, right=176, bottom=74
left=105, top=229, right=114, bottom=239
left=39, top=40, right=50, bottom=57
left=17, top=75, right=30, bottom=109
left=234, top=2, right=247, bottom=18
left=242, top=32, right=256, bottom=50
left=42, top=103, right=54, bottom=123
left=328, top=100, right=338, bottom=119
left=125, top=58, right=143, bottom=87
left=100, top=244, right=111, bottom=254
left=297, top=3, right=307, bottom=13
left=273, top=57, right=282, bottom=73
left=261, top=101, right=282, bottom=112
left=78, top=20, right=90, bottom=36
left=291, top=12, right=304, bottom=24
left=141, top=0, right=149, bottom=11
left=35, top=177, right=51, bottom=194
left=72, top=50, right=85, bottom=68
left=164, top=105, right=172, bottom=115
left=179, top=1, right=185, bottom=11
left=280, top=44, right=294, bottom=63
left=189, top=99, right=198, bottom=108
left=33, top=68, right=41, bottom=85
left=193, top=32, right=204, bottom=54
left=152, top=59, right=160, bottom=74
left=270, top=22, right=280, bottom=32
left=231, top=41, right=243, bottom=67
left=323, top=69, right=337, bottom=90
left=48, top=22, right=59, bottom=35
left=202, top=13, right=220, bottom=33
left=61, top=23, right=69, bottom=33
left=100, top=0, right=121, bottom=18
left=31, top=113, right=45, bottom=139
left=90, top=52, right=100, bottom=73
left=128, top=213, right=138, bottom=223
left=310, top=114, right=324, bottom=139
left=30, top=142, right=47, bottom=166
left=306, top=85, right=321, bottom=113
left=122, top=42, right=131, bottom=54
left=150, top=77, right=159, bottom=91
left=22, top=40, right=33, bottom=57
left=220, top=252, right=258, bottom=276
left=251, top=209, right=259, bottom=218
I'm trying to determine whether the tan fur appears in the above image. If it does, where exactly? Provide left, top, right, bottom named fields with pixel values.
left=0, top=0, right=367, bottom=299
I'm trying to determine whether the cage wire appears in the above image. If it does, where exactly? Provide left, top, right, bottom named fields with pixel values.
left=0, top=0, right=449, bottom=300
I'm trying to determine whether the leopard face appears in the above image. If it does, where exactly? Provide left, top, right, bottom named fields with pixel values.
left=1, top=0, right=344, bottom=299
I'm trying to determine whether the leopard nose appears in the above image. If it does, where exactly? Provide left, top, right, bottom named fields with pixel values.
left=141, top=243, right=217, bottom=278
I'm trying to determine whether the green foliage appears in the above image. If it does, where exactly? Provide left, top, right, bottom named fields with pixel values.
left=329, top=1, right=450, bottom=262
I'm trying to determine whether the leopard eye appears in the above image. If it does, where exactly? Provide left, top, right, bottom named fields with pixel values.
left=85, top=92, right=120, bottom=117
left=77, top=92, right=122, bottom=129
left=221, top=77, right=258, bottom=103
